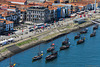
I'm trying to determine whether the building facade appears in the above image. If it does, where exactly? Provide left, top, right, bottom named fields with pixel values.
left=26, top=6, right=50, bottom=23
left=20, top=9, right=26, bottom=23
left=0, top=19, right=14, bottom=34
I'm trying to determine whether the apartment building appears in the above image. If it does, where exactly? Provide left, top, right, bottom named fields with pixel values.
left=0, top=19, right=14, bottom=34
left=48, top=6, right=57, bottom=21
left=98, top=2, right=100, bottom=7
left=52, top=3, right=73, bottom=17
left=20, top=9, right=26, bottom=23
left=0, top=4, right=21, bottom=24
left=26, top=6, right=50, bottom=23
left=0, top=10, right=19, bottom=24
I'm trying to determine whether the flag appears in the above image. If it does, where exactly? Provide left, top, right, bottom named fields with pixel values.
left=22, top=29, right=23, bottom=32
left=13, top=63, right=16, bottom=66
left=8, top=33, right=10, bottom=36
left=41, top=53, right=43, bottom=56
left=80, top=15, right=82, bottom=18
left=54, top=21, right=56, bottom=23
left=44, top=23, right=46, bottom=26
left=41, top=26, right=43, bottom=29
left=52, top=43, right=55, bottom=45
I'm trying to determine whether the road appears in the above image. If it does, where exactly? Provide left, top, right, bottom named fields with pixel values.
left=0, top=10, right=99, bottom=50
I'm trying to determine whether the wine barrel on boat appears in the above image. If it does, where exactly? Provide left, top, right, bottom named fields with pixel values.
left=93, top=25, right=98, bottom=30
left=47, top=47, right=54, bottom=52
left=77, top=37, right=85, bottom=44
left=45, top=51, right=58, bottom=61
left=90, top=31, right=96, bottom=37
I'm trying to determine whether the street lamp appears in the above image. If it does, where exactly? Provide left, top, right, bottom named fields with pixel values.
left=94, top=0, right=96, bottom=12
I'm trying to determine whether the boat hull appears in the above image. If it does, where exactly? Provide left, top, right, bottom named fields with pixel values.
left=74, top=35, right=80, bottom=39
left=93, top=26, right=98, bottom=30
left=46, top=55, right=57, bottom=61
left=60, top=45, right=69, bottom=50
left=77, top=40, right=84, bottom=44
left=32, top=56, right=42, bottom=61
left=90, top=34, right=95, bottom=37
left=80, top=31, right=87, bottom=34
left=47, top=47, right=54, bottom=52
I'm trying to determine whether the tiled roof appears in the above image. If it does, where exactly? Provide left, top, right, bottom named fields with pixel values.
left=67, top=2, right=89, bottom=7
left=6, top=20, right=13, bottom=24
left=82, top=0, right=100, bottom=3
left=0, top=19, right=6, bottom=21
left=0, top=10, right=15, bottom=17
left=6, top=0, right=27, bottom=2
left=0, top=19, right=13, bottom=24
left=20, top=9, right=26, bottom=12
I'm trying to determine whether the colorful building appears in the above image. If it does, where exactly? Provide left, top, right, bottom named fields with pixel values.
left=0, top=19, right=14, bottom=34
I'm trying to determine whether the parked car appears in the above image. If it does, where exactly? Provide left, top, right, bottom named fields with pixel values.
left=29, top=29, right=34, bottom=32
left=29, top=27, right=32, bottom=29
left=45, top=24, right=50, bottom=27
left=59, top=18, right=63, bottom=21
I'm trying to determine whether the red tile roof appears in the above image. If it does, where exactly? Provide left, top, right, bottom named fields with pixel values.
left=6, top=0, right=27, bottom=3
left=0, top=19, right=13, bottom=24
left=6, top=20, right=13, bottom=24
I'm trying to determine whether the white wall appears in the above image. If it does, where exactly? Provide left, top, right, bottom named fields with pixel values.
left=98, top=2, right=100, bottom=7
left=7, top=9, right=16, bottom=12
left=11, top=1, right=25, bottom=5
left=62, top=8, right=65, bottom=18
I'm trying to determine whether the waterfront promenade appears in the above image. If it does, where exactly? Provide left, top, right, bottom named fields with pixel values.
left=1, top=22, right=100, bottom=67
left=0, top=11, right=100, bottom=61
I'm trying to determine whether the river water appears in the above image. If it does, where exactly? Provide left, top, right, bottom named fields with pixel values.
left=0, top=25, right=100, bottom=67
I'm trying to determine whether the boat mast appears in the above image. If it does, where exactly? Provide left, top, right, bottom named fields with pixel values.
left=39, top=45, right=40, bottom=54
left=65, top=35, right=67, bottom=41
left=9, top=56, right=11, bottom=66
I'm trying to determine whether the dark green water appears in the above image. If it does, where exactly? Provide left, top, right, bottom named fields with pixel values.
left=0, top=25, right=100, bottom=67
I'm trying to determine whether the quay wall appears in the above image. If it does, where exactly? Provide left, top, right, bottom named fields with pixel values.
left=0, top=22, right=94, bottom=62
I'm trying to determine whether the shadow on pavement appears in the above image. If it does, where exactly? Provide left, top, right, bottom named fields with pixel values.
left=6, top=45, right=22, bottom=54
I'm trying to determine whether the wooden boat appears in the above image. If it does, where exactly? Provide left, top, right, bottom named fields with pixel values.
left=10, top=65, right=15, bottom=67
left=80, top=30, right=87, bottom=34
left=9, top=57, right=16, bottom=67
left=60, top=45, right=69, bottom=50
left=62, top=41, right=68, bottom=45
left=32, top=44, right=43, bottom=61
left=62, top=38, right=69, bottom=45
left=45, top=51, right=58, bottom=61
left=93, top=25, right=98, bottom=30
left=74, top=34, right=80, bottom=39
left=32, top=53, right=43, bottom=61
left=77, top=37, right=85, bottom=44
left=47, top=47, right=54, bottom=52
left=90, top=31, right=96, bottom=37
left=80, top=28, right=88, bottom=34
